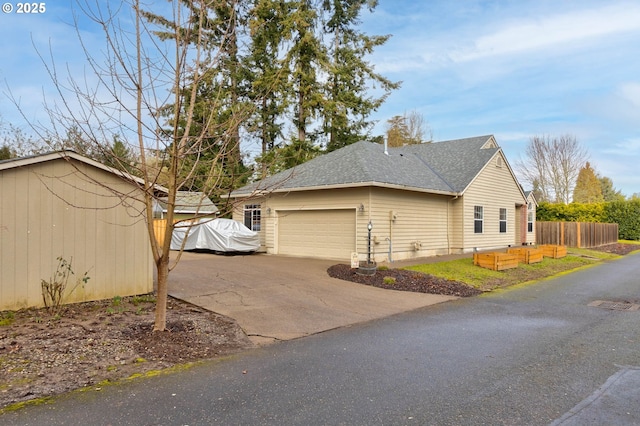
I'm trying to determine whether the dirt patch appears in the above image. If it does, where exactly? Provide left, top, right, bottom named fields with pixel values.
left=327, top=265, right=483, bottom=297
left=586, top=242, right=639, bottom=256
left=0, top=296, right=253, bottom=410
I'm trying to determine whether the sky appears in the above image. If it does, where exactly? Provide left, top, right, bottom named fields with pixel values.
left=1, top=0, right=639, bottom=196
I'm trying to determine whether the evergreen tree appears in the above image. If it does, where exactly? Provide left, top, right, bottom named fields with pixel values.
left=245, top=0, right=291, bottom=176
left=385, top=115, right=410, bottom=147
left=143, top=1, right=252, bottom=197
left=572, top=162, right=603, bottom=203
left=599, top=175, right=625, bottom=202
left=284, top=0, right=326, bottom=145
left=322, top=0, right=399, bottom=152
left=0, top=144, right=14, bottom=160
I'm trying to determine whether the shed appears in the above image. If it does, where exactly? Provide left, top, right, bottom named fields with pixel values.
left=0, top=151, right=154, bottom=310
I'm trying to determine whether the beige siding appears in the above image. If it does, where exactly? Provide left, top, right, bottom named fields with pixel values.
left=0, top=159, right=153, bottom=311
left=233, top=187, right=455, bottom=262
left=368, top=188, right=451, bottom=261
left=460, top=152, right=526, bottom=251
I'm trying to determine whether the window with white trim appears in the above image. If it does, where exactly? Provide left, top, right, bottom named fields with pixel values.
left=244, top=204, right=261, bottom=231
left=474, top=206, right=483, bottom=234
left=499, top=208, right=507, bottom=233
left=527, top=202, right=534, bottom=233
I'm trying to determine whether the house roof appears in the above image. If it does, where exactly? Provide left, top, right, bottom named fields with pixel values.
left=231, top=135, right=510, bottom=197
left=158, top=191, right=219, bottom=214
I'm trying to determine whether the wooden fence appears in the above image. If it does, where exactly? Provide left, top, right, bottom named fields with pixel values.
left=153, top=219, right=170, bottom=247
left=536, top=221, right=618, bottom=248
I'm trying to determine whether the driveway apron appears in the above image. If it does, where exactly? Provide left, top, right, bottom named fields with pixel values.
left=168, top=252, right=455, bottom=345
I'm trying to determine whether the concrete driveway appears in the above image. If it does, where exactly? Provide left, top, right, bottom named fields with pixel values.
left=168, top=252, right=456, bottom=345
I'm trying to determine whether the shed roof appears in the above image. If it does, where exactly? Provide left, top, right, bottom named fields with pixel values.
left=157, top=191, right=219, bottom=214
left=0, top=150, right=168, bottom=194
left=231, top=135, right=504, bottom=197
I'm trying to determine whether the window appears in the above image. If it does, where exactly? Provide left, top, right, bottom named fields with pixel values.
left=499, top=208, right=507, bottom=233
left=527, top=202, right=534, bottom=233
left=244, top=204, right=261, bottom=231
left=474, top=206, right=483, bottom=234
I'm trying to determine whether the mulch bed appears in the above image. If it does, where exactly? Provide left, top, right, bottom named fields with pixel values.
left=327, top=264, right=482, bottom=297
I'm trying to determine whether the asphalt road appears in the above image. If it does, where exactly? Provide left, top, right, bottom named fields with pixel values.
left=4, top=253, right=640, bottom=425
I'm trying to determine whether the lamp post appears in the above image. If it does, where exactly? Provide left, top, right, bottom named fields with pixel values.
left=367, top=221, right=373, bottom=265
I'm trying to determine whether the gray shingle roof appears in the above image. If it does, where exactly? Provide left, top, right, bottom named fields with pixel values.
left=158, top=191, right=218, bottom=214
left=231, top=135, right=500, bottom=196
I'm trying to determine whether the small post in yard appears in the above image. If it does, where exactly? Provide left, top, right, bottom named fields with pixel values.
left=358, top=220, right=376, bottom=275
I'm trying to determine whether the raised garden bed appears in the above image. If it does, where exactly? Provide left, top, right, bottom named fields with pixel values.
left=539, top=244, right=567, bottom=258
left=507, top=247, right=544, bottom=264
left=473, top=252, right=519, bottom=271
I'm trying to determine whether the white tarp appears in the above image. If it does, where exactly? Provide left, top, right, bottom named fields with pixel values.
left=171, top=218, right=260, bottom=253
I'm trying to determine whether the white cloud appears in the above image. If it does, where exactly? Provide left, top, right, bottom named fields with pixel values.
left=618, top=83, right=640, bottom=107
left=450, top=3, right=640, bottom=62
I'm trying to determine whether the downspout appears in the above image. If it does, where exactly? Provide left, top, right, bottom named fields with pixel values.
left=447, top=195, right=459, bottom=255
left=386, top=237, right=393, bottom=263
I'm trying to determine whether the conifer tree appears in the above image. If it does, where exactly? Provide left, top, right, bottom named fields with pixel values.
left=573, top=162, right=604, bottom=203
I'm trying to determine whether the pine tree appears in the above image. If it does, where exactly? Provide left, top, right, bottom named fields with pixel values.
left=573, top=162, right=604, bottom=203
left=322, top=0, right=400, bottom=152
left=143, top=0, right=250, bottom=196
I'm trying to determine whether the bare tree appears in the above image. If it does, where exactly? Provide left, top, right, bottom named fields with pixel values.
left=405, top=110, right=433, bottom=144
left=516, top=134, right=589, bottom=204
left=9, top=0, right=260, bottom=331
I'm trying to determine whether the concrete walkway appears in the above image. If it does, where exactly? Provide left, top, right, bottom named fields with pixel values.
left=168, top=252, right=459, bottom=345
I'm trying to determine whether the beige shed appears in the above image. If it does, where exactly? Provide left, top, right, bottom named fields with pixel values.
left=0, top=151, right=153, bottom=311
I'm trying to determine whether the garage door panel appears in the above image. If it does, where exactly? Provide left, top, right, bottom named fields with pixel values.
left=278, top=210, right=355, bottom=260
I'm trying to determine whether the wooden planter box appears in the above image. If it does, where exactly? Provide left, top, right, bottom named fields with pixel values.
left=507, top=247, right=544, bottom=264
left=473, top=252, right=519, bottom=271
left=539, top=244, right=567, bottom=259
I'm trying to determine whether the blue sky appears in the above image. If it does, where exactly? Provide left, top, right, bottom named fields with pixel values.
left=1, top=1, right=639, bottom=196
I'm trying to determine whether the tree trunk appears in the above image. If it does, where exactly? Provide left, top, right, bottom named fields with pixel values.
left=153, top=256, right=170, bottom=331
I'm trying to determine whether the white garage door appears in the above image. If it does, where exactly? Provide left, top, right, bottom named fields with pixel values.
left=277, top=209, right=356, bottom=260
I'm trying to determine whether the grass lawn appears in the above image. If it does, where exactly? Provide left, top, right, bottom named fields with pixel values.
left=406, top=248, right=621, bottom=291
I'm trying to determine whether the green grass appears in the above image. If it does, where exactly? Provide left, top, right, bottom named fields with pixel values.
left=0, top=311, right=15, bottom=326
left=406, top=248, right=620, bottom=291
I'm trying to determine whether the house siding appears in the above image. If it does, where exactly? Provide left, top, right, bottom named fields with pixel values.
left=233, top=187, right=457, bottom=262
left=460, top=152, right=526, bottom=252
left=0, top=158, right=153, bottom=310
left=368, top=188, right=451, bottom=261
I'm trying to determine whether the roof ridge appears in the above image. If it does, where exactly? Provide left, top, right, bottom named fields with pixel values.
left=410, top=152, right=456, bottom=192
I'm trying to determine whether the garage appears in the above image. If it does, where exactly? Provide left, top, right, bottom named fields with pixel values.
left=277, top=209, right=356, bottom=260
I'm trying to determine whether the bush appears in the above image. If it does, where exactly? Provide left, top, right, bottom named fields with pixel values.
left=604, top=200, right=640, bottom=240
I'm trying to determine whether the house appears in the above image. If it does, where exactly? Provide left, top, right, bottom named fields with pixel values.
left=0, top=151, right=154, bottom=311
left=228, top=135, right=535, bottom=262
left=155, top=191, right=219, bottom=221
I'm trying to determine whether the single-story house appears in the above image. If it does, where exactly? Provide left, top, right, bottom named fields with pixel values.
left=228, top=135, right=535, bottom=262
left=0, top=151, right=154, bottom=311
left=154, top=191, right=219, bottom=221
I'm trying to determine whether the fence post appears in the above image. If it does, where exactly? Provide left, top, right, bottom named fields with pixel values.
left=576, top=222, right=581, bottom=248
